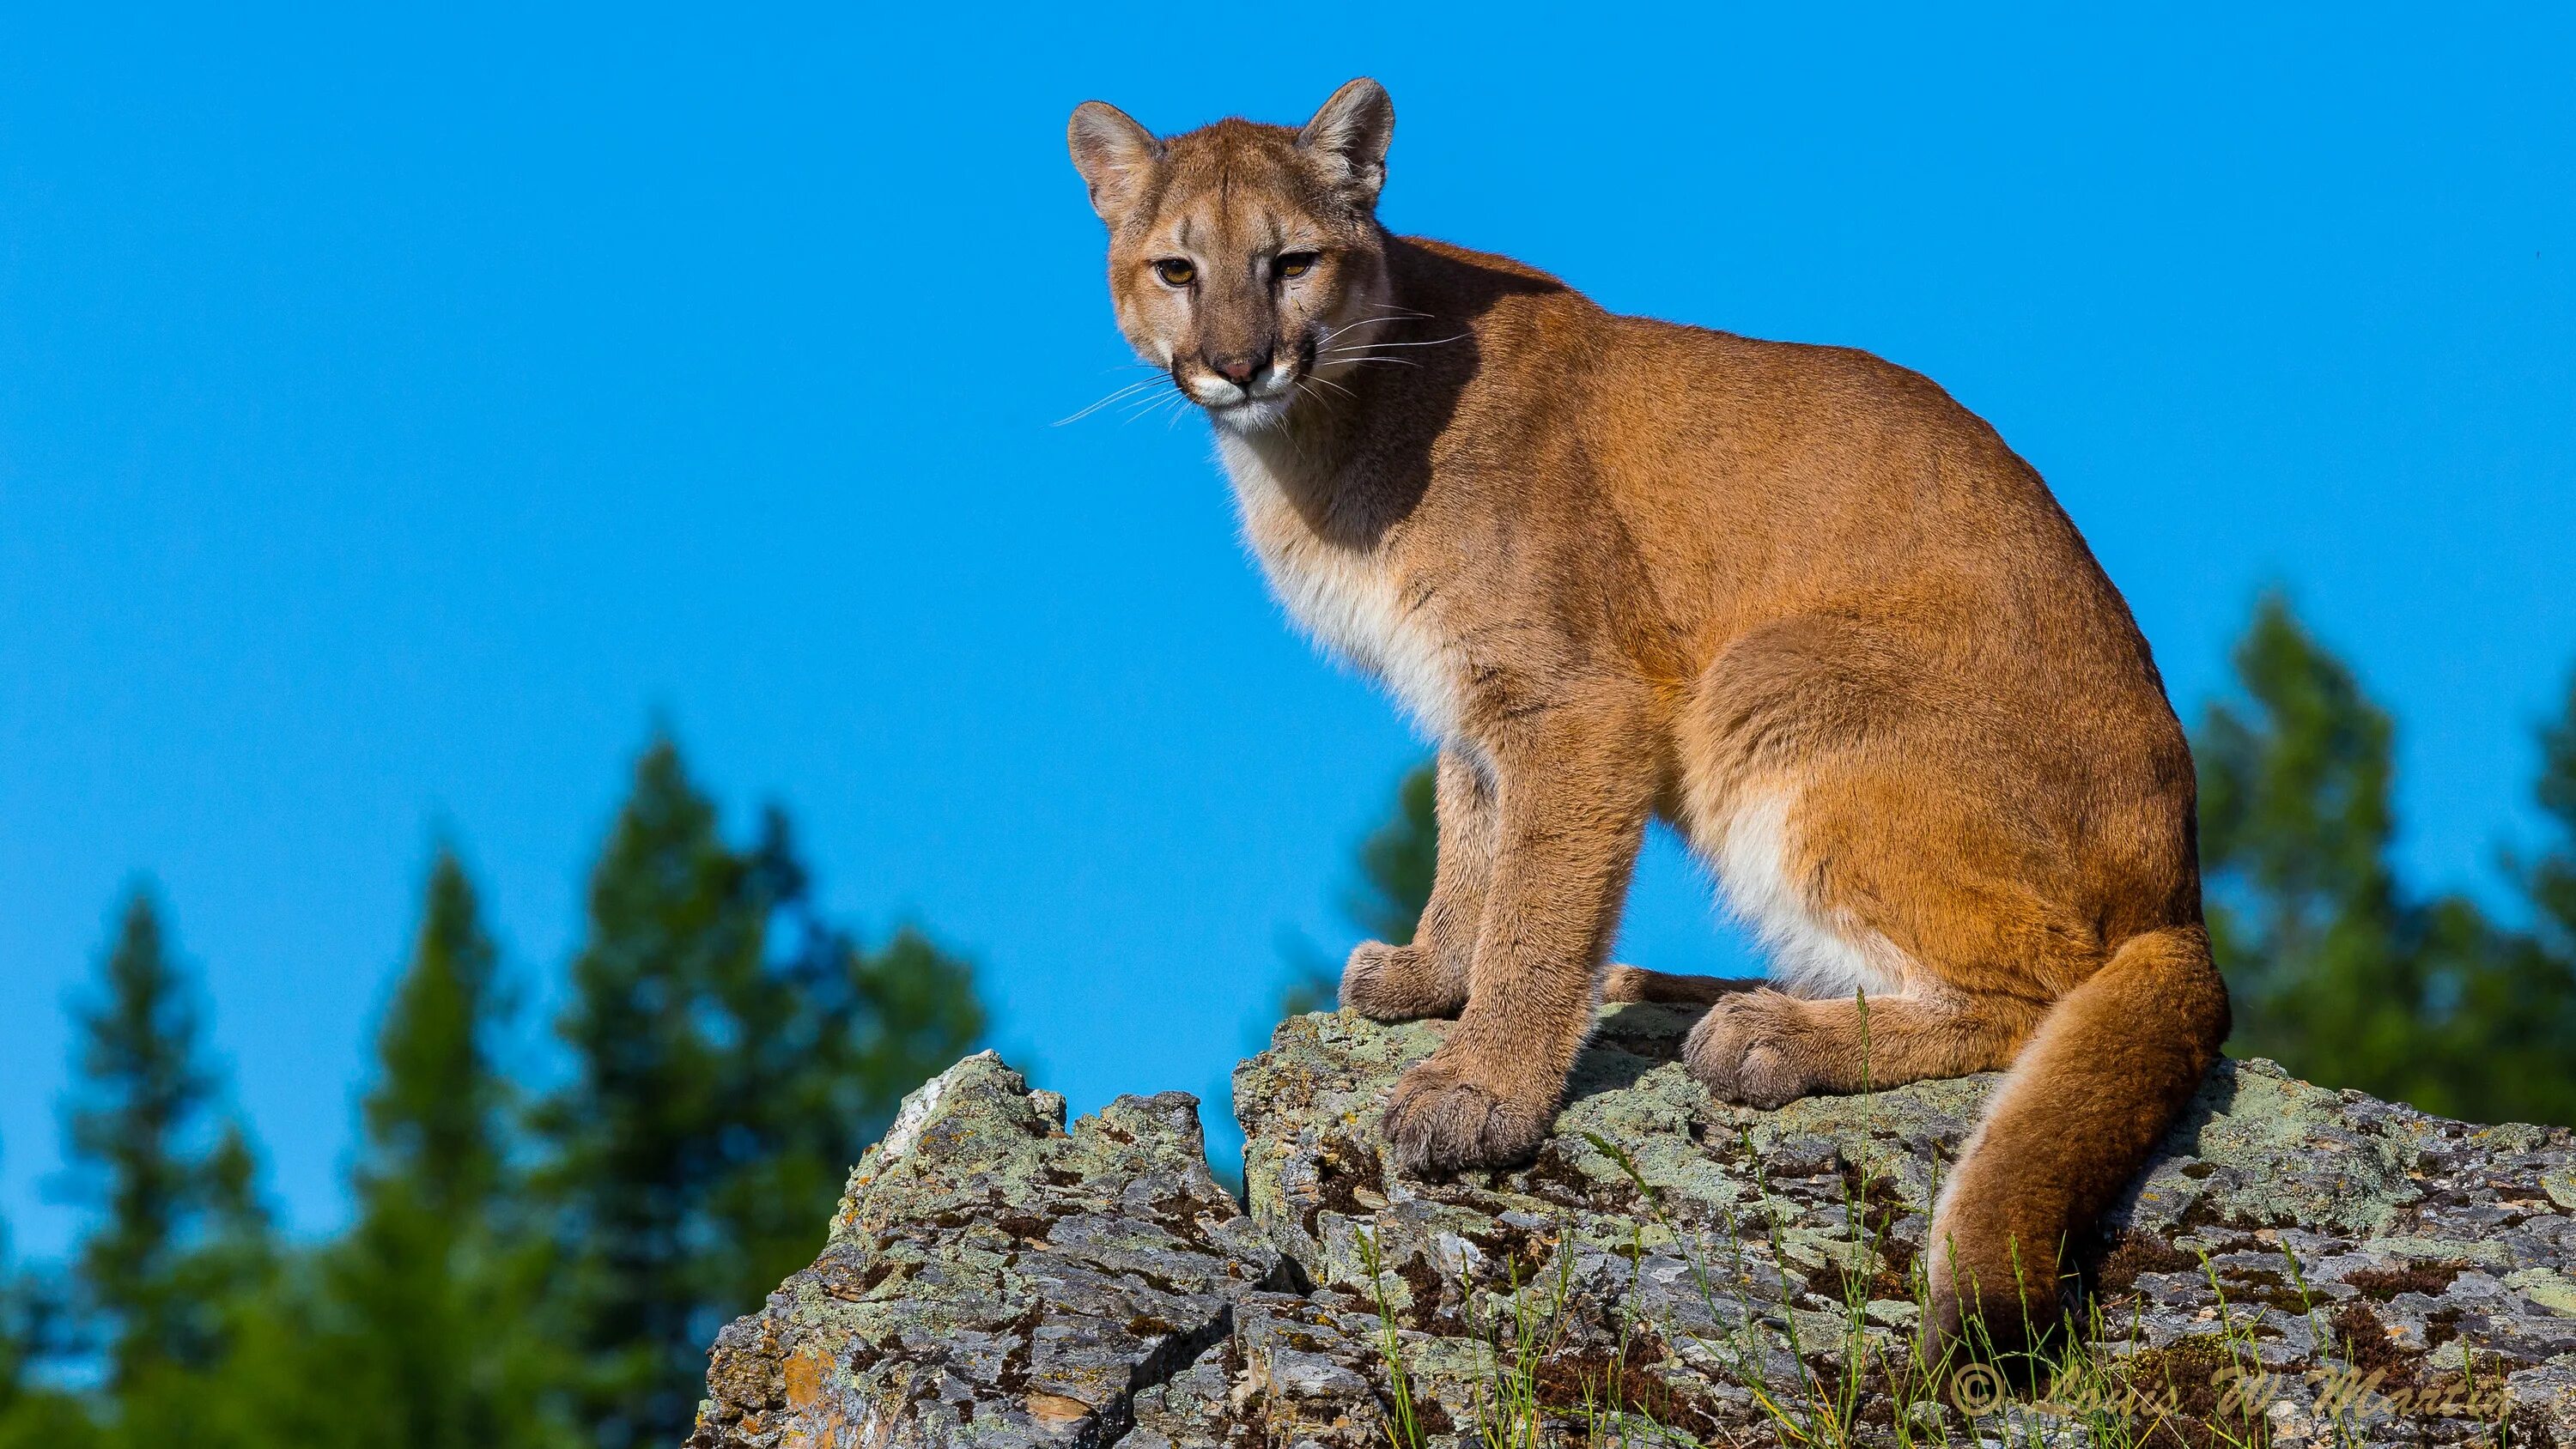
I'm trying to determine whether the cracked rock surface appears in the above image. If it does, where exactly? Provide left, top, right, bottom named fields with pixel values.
left=683, top=1052, right=1284, bottom=1449
left=690, top=1009, right=2576, bottom=1447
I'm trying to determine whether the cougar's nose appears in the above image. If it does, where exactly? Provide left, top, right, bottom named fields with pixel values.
left=1206, top=353, right=1266, bottom=386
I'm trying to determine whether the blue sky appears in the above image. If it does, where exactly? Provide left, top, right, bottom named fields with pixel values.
left=2, top=5, right=2569, bottom=1258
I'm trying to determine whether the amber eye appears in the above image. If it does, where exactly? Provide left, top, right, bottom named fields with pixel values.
left=1276, top=252, right=1319, bottom=281
left=1153, top=258, right=1196, bottom=287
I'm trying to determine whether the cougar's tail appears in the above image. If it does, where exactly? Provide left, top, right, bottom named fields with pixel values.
left=1927, top=924, right=2230, bottom=1362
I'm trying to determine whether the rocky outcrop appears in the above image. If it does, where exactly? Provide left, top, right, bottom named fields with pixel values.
left=689, top=1007, right=2576, bottom=1447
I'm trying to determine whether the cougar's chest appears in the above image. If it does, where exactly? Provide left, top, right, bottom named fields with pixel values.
left=1217, top=437, right=1460, bottom=741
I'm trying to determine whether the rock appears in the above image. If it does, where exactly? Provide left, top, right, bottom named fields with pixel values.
left=683, top=1052, right=1284, bottom=1449
left=690, top=1010, right=2576, bottom=1447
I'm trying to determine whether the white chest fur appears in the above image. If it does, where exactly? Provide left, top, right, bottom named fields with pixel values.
left=1216, top=435, right=1461, bottom=741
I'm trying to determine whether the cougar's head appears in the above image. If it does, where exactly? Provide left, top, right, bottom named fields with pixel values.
left=1067, top=79, right=1395, bottom=432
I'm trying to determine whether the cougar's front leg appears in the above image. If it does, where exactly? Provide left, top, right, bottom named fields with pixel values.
left=1342, top=749, right=1495, bottom=1022
left=1382, top=705, right=1651, bottom=1173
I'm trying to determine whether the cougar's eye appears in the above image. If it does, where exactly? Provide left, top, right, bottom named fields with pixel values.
left=1276, top=252, right=1319, bottom=281
left=1153, top=258, right=1196, bottom=288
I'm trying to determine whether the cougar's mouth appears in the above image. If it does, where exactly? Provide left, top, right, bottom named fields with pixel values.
left=1206, top=391, right=1294, bottom=433
left=1180, top=367, right=1299, bottom=427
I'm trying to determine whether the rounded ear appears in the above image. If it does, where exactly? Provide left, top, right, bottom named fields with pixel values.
left=1298, top=78, right=1394, bottom=204
left=1067, top=100, right=1163, bottom=222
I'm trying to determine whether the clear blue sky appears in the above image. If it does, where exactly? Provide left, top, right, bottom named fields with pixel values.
left=3, top=6, right=2570, bottom=1258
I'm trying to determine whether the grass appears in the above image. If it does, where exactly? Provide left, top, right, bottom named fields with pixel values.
left=1352, top=1170, right=2539, bottom=1449
left=1358, top=1225, right=1426, bottom=1449
left=1358, top=1203, right=1720, bottom=1449
left=1343, top=992, right=2533, bottom=1447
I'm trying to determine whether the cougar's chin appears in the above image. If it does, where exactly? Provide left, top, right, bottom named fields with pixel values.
left=1208, top=393, right=1293, bottom=433
left=1189, top=370, right=1298, bottom=432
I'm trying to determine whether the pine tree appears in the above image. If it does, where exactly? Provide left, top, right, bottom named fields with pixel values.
left=2475, top=673, right=2576, bottom=1125
left=0, top=1173, right=85, bottom=1445
left=2526, top=670, right=2576, bottom=957
left=360, top=852, right=511, bottom=1220
left=0, top=1221, right=97, bottom=1449
left=0, top=1183, right=26, bottom=1412
left=1278, top=761, right=1439, bottom=1018
left=1349, top=763, right=1439, bottom=947
left=538, top=739, right=982, bottom=1447
left=2196, top=596, right=2426, bottom=1094
left=2195, top=595, right=2573, bottom=1123
left=57, top=888, right=273, bottom=1449
left=236, top=851, right=572, bottom=1449
left=61, top=889, right=271, bottom=1392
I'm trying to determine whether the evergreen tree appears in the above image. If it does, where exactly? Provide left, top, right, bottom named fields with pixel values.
left=538, top=739, right=982, bottom=1447
left=360, top=852, right=512, bottom=1219
left=61, top=889, right=271, bottom=1392
left=0, top=1169, right=87, bottom=1446
left=1348, top=763, right=1439, bottom=948
left=2196, top=595, right=2575, bottom=1123
left=0, top=1181, right=25, bottom=1411
left=0, top=1227, right=97, bottom=1449
left=2472, top=673, right=2576, bottom=1125
left=234, top=851, right=572, bottom=1449
left=56, top=889, right=272, bottom=1449
left=2524, top=670, right=2576, bottom=956
left=0, top=1293, right=96, bottom=1449
left=1279, top=761, right=1439, bottom=1018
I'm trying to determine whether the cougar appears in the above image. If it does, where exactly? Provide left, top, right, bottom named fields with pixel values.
left=1066, top=78, right=2228, bottom=1356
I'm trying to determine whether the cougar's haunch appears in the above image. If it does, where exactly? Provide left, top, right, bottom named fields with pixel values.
left=1067, top=79, right=2229, bottom=1359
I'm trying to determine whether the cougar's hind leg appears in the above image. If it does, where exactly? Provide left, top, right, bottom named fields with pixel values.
left=1685, top=985, right=2044, bottom=1108
left=1601, top=965, right=1764, bottom=1006
left=1342, top=749, right=1493, bottom=1021
left=1674, top=763, right=2072, bottom=1108
left=1670, top=612, right=2092, bottom=1108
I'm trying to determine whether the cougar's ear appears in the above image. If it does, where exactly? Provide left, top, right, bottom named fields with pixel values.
left=1298, top=78, right=1394, bottom=205
left=1067, top=101, right=1163, bottom=223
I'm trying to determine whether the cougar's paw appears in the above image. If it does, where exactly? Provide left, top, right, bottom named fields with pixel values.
left=1683, top=991, right=1816, bottom=1110
left=1340, top=941, right=1462, bottom=1022
left=1380, top=1058, right=1548, bottom=1176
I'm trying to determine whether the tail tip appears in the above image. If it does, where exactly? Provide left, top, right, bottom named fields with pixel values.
left=1929, top=1276, right=2070, bottom=1381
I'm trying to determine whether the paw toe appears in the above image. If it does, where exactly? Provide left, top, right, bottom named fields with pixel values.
left=1338, top=942, right=1412, bottom=1018
left=1734, top=1042, right=1804, bottom=1109
left=1382, top=1064, right=1545, bottom=1174
left=1340, top=941, right=1463, bottom=1022
left=1684, top=992, right=1815, bottom=1107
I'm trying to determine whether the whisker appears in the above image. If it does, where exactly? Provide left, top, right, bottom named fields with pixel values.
left=1317, top=312, right=1441, bottom=340
left=1321, top=333, right=1467, bottom=353
left=1114, top=385, right=1182, bottom=416
left=1315, top=308, right=1446, bottom=350
left=1126, top=391, right=1189, bottom=427
left=1318, top=315, right=1406, bottom=341
left=1109, top=397, right=1187, bottom=427
left=1054, top=377, right=1176, bottom=426
left=1119, top=389, right=1185, bottom=421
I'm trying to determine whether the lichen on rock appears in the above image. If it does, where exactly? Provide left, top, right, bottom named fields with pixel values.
left=691, top=1011, right=2576, bottom=1447
left=685, top=1051, right=1284, bottom=1449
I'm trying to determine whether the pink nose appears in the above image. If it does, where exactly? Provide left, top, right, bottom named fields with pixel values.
left=1208, top=354, right=1263, bottom=385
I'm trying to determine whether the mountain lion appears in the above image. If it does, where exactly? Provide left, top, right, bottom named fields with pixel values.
left=1066, top=78, right=2229, bottom=1357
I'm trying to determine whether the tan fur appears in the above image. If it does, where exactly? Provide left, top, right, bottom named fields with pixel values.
left=1068, top=80, right=2231, bottom=1359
